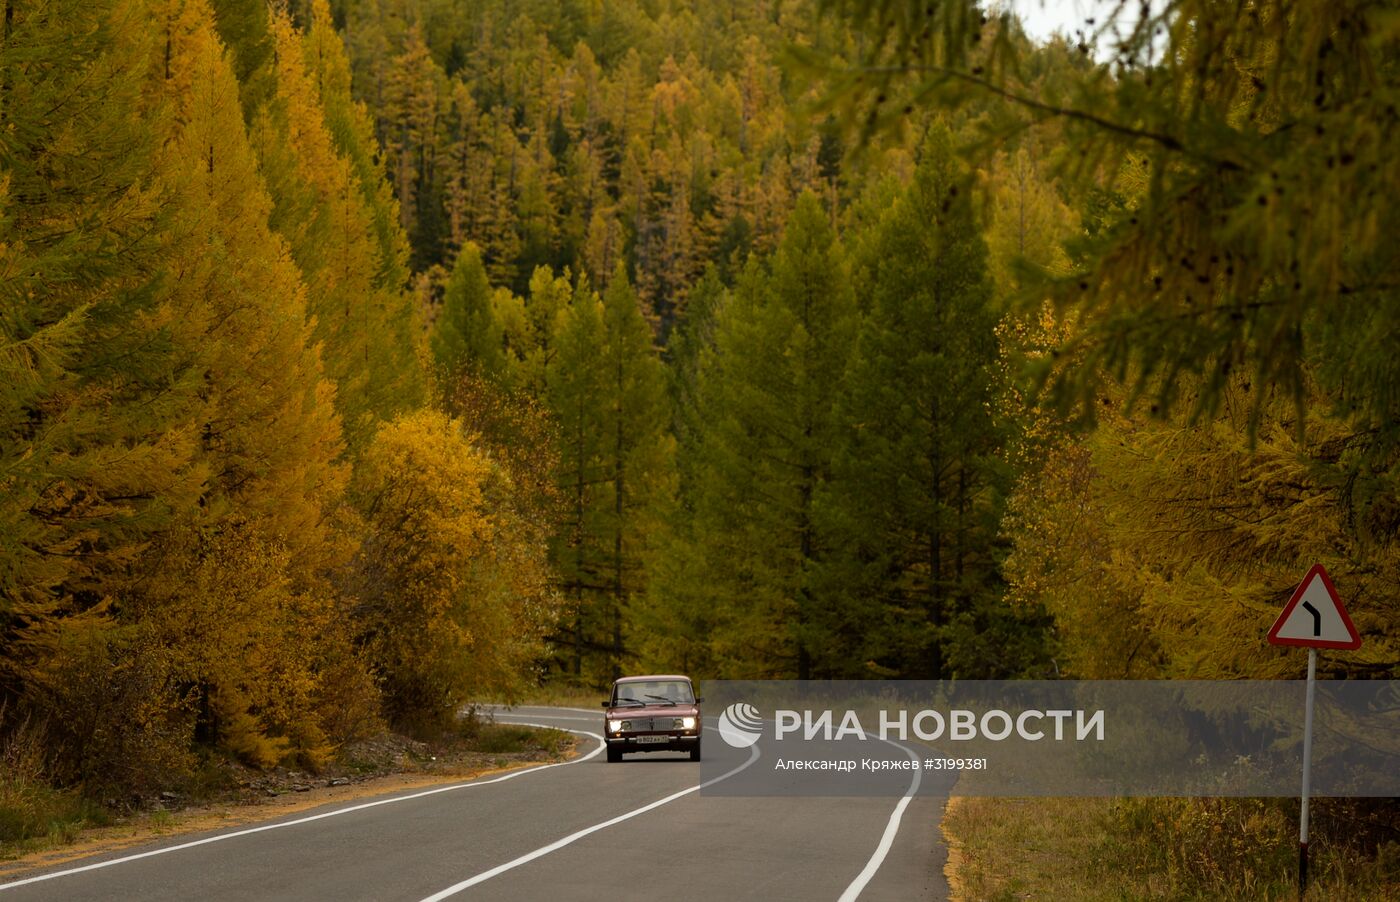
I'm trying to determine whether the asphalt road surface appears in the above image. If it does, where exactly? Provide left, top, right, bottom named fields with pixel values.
left=0, top=706, right=947, bottom=901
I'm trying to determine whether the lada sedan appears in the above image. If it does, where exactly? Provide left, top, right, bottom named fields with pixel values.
left=601, top=674, right=702, bottom=762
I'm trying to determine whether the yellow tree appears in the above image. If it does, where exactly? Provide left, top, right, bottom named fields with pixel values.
left=132, top=0, right=358, bottom=768
left=1, top=0, right=205, bottom=780
left=252, top=7, right=423, bottom=451
left=379, top=25, right=442, bottom=257
left=350, top=409, right=558, bottom=731
left=156, top=0, right=347, bottom=571
left=302, top=0, right=413, bottom=300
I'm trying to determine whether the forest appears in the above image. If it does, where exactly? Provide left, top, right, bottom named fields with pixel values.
left=2, top=0, right=1397, bottom=878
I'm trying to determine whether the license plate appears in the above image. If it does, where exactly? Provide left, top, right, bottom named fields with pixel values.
left=635, top=735, right=668, bottom=744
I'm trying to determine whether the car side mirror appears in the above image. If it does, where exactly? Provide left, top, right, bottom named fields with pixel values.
left=601, top=700, right=611, bottom=707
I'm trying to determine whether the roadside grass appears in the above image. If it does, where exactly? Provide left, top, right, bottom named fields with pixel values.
left=488, top=685, right=606, bottom=710
left=0, top=714, right=111, bottom=857
left=943, top=797, right=1400, bottom=901
left=0, top=777, right=109, bottom=858
left=454, top=718, right=573, bottom=757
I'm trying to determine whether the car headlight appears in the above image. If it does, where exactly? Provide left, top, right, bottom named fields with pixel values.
left=608, top=719, right=625, bottom=734
left=681, top=717, right=696, bottom=730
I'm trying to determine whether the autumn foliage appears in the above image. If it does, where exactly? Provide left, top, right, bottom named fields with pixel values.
left=0, top=0, right=561, bottom=804
left=2, top=6, right=1395, bottom=870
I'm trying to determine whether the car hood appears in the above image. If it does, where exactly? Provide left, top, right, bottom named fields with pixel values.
left=606, top=704, right=699, bottom=718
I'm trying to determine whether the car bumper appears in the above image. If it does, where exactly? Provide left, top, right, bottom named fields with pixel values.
left=605, top=733, right=700, bottom=752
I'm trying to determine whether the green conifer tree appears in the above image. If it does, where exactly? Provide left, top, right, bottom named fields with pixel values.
left=546, top=266, right=671, bottom=680
left=673, top=192, right=855, bottom=678
left=820, top=126, right=1042, bottom=679
left=431, top=242, right=505, bottom=392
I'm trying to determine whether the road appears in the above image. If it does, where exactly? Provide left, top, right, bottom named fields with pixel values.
left=0, top=706, right=947, bottom=901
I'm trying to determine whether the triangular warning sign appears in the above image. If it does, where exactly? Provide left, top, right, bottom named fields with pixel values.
left=1267, top=564, right=1362, bottom=650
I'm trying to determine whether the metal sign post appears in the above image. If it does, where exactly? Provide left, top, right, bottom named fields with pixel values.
left=1266, top=563, right=1362, bottom=899
left=1298, top=646, right=1316, bottom=894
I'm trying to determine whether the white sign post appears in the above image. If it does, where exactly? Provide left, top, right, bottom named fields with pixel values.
left=1266, top=563, right=1362, bottom=896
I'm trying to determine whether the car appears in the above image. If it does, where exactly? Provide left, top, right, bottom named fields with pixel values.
left=601, top=674, right=703, bottom=763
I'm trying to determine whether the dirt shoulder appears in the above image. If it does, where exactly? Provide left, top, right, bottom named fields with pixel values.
left=0, top=724, right=576, bottom=880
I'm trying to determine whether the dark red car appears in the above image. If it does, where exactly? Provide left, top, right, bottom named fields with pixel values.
left=601, top=674, right=702, bottom=762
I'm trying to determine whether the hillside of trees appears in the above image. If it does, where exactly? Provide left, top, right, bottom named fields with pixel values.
left=3, top=0, right=1397, bottom=819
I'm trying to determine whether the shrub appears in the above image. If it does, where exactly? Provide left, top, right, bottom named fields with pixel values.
left=22, top=621, right=195, bottom=805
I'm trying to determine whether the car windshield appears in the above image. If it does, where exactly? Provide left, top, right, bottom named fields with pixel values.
left=613, top=680, right=694, bottom=705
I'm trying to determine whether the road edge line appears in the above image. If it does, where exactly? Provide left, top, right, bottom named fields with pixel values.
left=0, top=723, right=602, bottom=893
left=835, top=737, right=923, bottom=902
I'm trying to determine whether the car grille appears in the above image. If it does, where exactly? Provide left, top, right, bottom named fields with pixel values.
left=619, top=717, right=686, bottom=732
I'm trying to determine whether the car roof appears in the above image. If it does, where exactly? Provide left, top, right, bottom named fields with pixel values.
left=613, top=674, right=691, bottom=683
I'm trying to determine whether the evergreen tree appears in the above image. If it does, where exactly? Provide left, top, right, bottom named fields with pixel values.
left=666, top=265, right=727, bottom=460
left=547, top=267, right=671, bottom=680
left=430, top=242, right=505, bottom=392
left=820, top=127, right=1039, bottom=679
left=595, top=267, right=673, bottom=677
left=676, top=191, right=855, bottom=678
left=548, top=281, right=609, bottom=680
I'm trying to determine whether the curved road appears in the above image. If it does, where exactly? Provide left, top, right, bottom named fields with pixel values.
left=0, top=706, right=947, bottom=901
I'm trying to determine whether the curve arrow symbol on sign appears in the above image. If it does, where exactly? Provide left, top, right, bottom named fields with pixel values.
left=1300, top=601, right=1322, bottom=637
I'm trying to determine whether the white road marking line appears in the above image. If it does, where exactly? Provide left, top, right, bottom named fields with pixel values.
left=479, top=705, right=601, bottom=715
left=502, top=707, right=921, bottom=902
left=836, top=738, right=923, bottom=902
left=494, top=714, right=598, bottom=722
left=0, top=721, right=602, bottom=893
left=417, top=734, right=760, bottom=901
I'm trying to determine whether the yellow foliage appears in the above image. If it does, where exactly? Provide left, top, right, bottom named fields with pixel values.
left=351, top=409, right=559, bottom=731
left=133, top=525, right=342, bottom=769
left=1007, top=374, right=1398, bottom=679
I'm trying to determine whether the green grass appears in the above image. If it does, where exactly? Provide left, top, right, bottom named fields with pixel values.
left=943, top=797, right=1400, bottom=901
left=0, top=714, right=113, bottom=859
left=458, top=721, right=572, bottom=756
left=147, top=809, right=174, bottom=835
left=0, top=774, right=110, bottom=859
left=487, top=685, right=607, bottom=710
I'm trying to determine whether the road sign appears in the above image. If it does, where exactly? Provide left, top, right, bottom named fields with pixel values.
left=1267, top=563, right=1363, bottom=896
left=1267, top=563, right=1362, bottom=650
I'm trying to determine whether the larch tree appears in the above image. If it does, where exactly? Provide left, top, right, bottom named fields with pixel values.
left=250, top=7, right=422, bottom=451
left=430, top=242, right=506, bottom=393
left=821, top=0, right=1400, bottom=468
left=132, top=0, right=355, bottom=768
left=379, top=25, right=442, bottom=265
left=504, top=265, right=573, bottom=400
left=0, top=0, right=205, bottom=712
left=302, top=0, right=413, bottom=303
